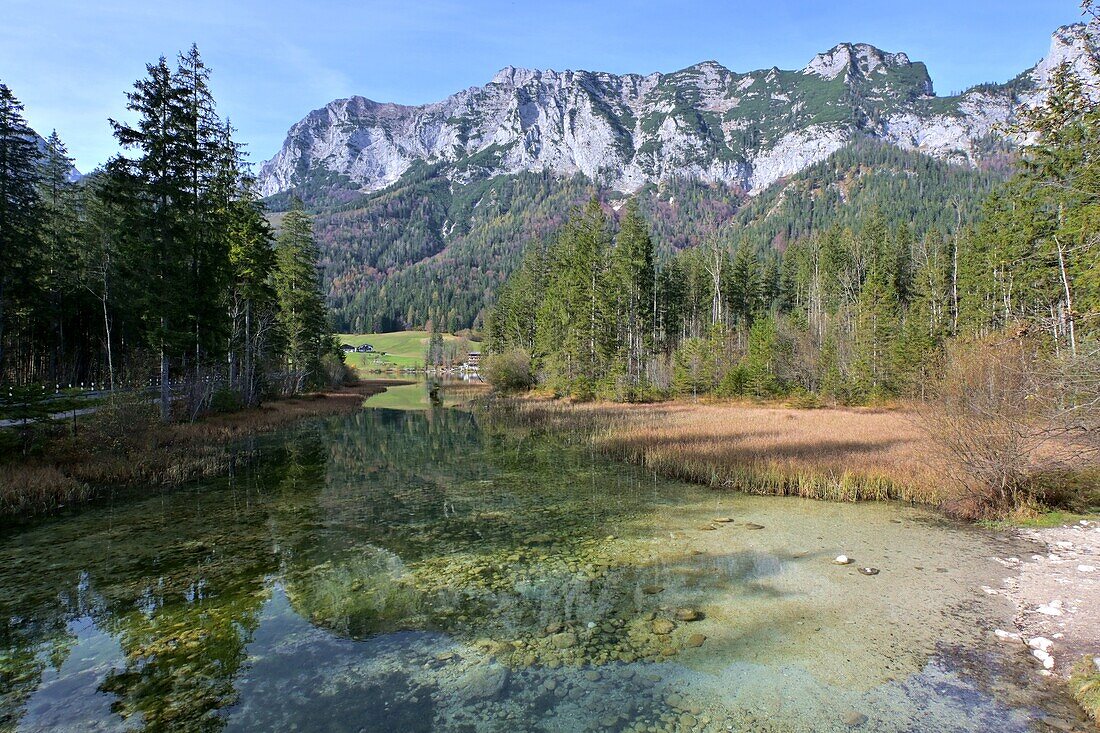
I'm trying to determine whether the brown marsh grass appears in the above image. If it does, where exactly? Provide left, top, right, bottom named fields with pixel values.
left=492, top=397, right=949, bottom=508
left=0, top=380, right=406, bottom=518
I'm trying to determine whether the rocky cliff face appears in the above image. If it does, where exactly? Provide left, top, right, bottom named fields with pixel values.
left=258, top=24, right=1096, bottom=200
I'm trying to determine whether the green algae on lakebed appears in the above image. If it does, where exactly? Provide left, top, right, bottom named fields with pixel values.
left=0, top=392, right=1089, bottom=732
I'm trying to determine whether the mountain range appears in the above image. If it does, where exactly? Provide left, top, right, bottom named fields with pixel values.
left=256, top=24, right=1097, bottom=332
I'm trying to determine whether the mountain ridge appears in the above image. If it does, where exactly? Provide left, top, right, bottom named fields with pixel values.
left=257, top=24, right=1094, bottom=201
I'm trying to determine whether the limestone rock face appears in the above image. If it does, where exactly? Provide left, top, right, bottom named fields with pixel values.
left=258, top=25, right=1097, bottom=199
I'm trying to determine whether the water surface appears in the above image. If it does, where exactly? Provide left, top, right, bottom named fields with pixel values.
left=0, top=386, right=1085, bottom=732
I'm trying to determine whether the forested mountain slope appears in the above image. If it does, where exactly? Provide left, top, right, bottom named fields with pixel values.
left=261, top=24, right=1092, bottom=331
left=294, top=139, right=999, bottom=331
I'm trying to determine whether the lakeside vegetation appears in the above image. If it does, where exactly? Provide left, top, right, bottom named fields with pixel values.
left=485, top=63, right=1099, bottom=520
left=486, top=396, right=1100, bottom=521
left=0, top=46, right=361, bottom=515
left=0, top=380, right=403, bottom=519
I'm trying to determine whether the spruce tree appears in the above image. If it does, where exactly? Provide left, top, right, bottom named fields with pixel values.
left=0, top=82, right=41, bottom=377
left=610, top=197, right=655, bottom=386
left=110, top=56, right=191, bottom=419
left=37, top=131, right=81, bottom=380
left=274, top=205, right=329, bottom=392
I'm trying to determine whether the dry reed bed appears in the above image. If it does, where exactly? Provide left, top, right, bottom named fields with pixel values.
left=496, top=397, right=948, bottom=507
left=0, top=380, right=406, bottom=518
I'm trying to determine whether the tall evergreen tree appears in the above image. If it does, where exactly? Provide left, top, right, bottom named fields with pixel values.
left=110, top=56, right=191, bottom=419
left=36, top=131, right=81, bottom=380
left=274, top=205, right=330, bottom=391
left=0, top=83, right=41, bottom=377
left=610, top=198, right=655, bottom=386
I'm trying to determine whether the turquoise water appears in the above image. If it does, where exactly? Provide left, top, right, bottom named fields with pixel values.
left=0, top=386, right=1086, bottom=732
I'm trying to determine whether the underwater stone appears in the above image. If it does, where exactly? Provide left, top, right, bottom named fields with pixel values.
left=674, top=608, right=702, bottom=622
left=744, top=523, right=765, bottom=530
left=843, top=711, right=868, bottom=727
left=651, top=619, right=676, bottom=635
left=686, top=633, right=706, bottom=648
left=551, top=632, right=577, bottom=649
left=641, top=585, right=664, bottom=595
left=858, top=567, right=880, bottom=576
left=459, top=663, right=511, bottom=700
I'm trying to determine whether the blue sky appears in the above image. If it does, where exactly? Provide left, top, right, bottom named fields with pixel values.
left=0, top=0, right=1085, bottom=172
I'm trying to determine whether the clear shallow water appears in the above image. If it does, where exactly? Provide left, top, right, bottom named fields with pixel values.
left=0, top=386, right=1086, bottom=732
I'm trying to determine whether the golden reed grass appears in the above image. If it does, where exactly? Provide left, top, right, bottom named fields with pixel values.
left=0, top=380, right=406, bottom=518
left=494, top=397, right=949, bottom=507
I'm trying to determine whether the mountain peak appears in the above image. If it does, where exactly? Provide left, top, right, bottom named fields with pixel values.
left=802, top=42, right=911, bottom=80
left=1032, top=23, right=1095, bottom=88
left=491, top=66, right=544, bottom=86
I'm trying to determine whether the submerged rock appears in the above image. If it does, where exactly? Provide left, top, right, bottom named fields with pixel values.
left=550, top=632, right=577, bottom=649
left=713, top=517, right=734, bottom=523
left=686, top=633, right=707, bottom=648
left=650, top=619, right=676, bottom=635
left=843, top=711, right=868, bottom=727
left=858, top=567, right=880, bottom=576
left=674, top=608, right=703, bottom=622
left=641, top=585, right=664, bottom=595
left=744, top=523, right=765, bottom=530
left=459, top=663, right=511, bottom=700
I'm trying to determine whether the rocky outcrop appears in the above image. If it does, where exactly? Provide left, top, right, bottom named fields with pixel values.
left=258, top=24, right=1097, bottom=199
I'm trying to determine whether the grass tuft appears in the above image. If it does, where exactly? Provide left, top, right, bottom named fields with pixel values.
left=1070, top=656, right=1100, bottom=725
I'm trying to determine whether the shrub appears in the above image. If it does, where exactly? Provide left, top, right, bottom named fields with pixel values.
left=917, top=336, right=1099, bottom=518
left=482, top=350, right=536, bottom=392
left=80, top=392, right=158, bottom=454
left=321, top=351, right=353, bottom=388
left=715, top=365, right=748, bottom=398
left=209, top=388, right=243, bottom=414
left=569, top=376, right=596, bottom=402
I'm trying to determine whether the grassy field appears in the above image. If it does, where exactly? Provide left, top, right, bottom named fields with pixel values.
left=338, top=331, right=473, bottom=370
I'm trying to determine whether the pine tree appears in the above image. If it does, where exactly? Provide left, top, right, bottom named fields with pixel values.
left=274, top=204, right=330, bottom=392
left=174, top=45, right=233, bottom=365
left=610, top=197, right=655, bottom=387
left=851, top=266, right=899, bottom=400
left=743, top=314, right=787, bottom=397
left=726, top=242, right=761, bottom=333
left=110, top=56, right=191, bottom=419
left=37, top=131, right=81, bottom=381
left=227, top=176, right=276, bottom=405
left=0, top=82, right=41, bottom=376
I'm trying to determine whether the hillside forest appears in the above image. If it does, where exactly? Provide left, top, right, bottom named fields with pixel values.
left=486, top=63, right=1098, bottom=406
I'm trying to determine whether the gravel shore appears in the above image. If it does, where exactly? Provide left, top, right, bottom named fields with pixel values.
left=993, top=520, right=1100, bottom=679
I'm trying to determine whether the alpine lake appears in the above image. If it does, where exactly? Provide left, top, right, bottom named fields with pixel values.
left=0, top=380, right=1089, bottom=732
